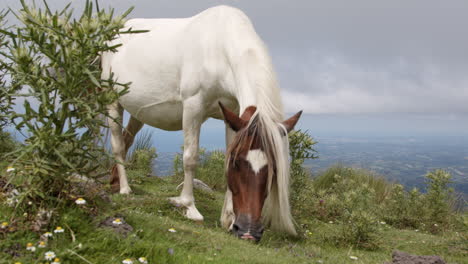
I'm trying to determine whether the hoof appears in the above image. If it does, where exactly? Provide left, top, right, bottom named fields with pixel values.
left=120, top=186, right=132, bottom=194
left=169, top=196, right=204, bottom=222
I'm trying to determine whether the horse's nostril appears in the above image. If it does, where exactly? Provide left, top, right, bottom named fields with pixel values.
left=232, top=224, right=240, bottom=233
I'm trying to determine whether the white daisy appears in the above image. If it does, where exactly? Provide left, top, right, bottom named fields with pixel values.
left=1, top=222, right=8, bottom=229
left=51, top=257, right=61, bottom=264
left=6, top=166, right=15, bottom=172
left=26, top=243, right=36, bottom=252
left=75, top=198, right=86, bottom=205
left=6, top=197, right=18, bottom=207
left=168, top=228, right=176, bottom=233
left=38, top=241, right=47, bottom=248
left=349, top=256, right=358, bottom=260
left=54, top=226, right=64, bottom=233
left=138, top=257, right=148, bottom=264
left=112, top=218, right=123, bottom=225
left=45, top=251, right=56, bottom=260
left=122, top=258, right=133, bottom=264
left=43, top=231, right=53, bottom=237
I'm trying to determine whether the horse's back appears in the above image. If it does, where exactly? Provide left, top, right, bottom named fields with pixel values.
left=102, top=6, right=264, bottom=129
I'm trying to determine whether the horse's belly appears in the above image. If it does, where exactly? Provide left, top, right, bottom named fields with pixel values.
left=121, top=96, right=183, bottom=131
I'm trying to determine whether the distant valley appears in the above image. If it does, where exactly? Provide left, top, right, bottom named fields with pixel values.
left=152, top=135, right=468, bottom=195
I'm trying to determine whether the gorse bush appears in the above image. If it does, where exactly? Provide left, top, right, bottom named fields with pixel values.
left=0, top=0, right=140, bottom=218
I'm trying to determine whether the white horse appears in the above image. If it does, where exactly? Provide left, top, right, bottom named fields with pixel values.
left=102, top=5, right=300, bottom=237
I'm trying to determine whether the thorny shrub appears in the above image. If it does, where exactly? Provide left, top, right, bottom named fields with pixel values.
left=0, top=0, right=142, bottom=222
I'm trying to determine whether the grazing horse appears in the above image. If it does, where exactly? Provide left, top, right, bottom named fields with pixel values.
left=101, top=5, right=302, bottom=240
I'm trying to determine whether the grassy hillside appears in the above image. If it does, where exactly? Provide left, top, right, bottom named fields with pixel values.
left=1, top=168, right=466, bottom=264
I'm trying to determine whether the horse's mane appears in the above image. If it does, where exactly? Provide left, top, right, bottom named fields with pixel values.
left=221, top=19, right=296, bottom=235
left=225, top=110, right=297, bottom=236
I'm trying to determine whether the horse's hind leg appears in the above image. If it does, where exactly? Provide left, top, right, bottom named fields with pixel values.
left=169, top=98, right=204, bottom=221
left=123, top=116, right=144, bottom=154
left=110, top=115, right=144, bottom=192
left=107, top=102, right=132, bottom=194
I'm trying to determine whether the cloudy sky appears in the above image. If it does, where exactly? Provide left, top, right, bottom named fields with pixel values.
left=3, top=0, right=468, bottom=148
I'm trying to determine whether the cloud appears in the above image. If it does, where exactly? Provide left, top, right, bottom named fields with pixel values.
left=278, top=51, right=468, bottom=114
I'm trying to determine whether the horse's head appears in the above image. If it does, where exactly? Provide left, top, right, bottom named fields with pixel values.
left=219, top=102, right=302, bottom=242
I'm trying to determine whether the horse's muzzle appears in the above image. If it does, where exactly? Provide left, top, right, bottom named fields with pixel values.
left=231, top=217, right=264, bottom=242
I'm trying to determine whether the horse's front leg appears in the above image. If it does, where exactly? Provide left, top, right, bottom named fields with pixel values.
left=169, top=98, right=204, bottom=221
left=221, top=125, right=236, bottom=230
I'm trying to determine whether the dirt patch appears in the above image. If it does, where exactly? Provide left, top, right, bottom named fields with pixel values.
left=99, top=216, right=133, bottom=236
left=384, top=251, right=446, bottom=264
left=0, top=177, right=15, bottom=193
left=3, top=243, right=22, bottom=258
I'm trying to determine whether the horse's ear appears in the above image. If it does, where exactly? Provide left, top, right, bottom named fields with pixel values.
left=219, top=102, right=247, bottom=132
left=281, top=110, right=303, bottom=133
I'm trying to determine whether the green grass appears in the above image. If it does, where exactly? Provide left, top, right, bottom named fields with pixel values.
left=1, top=172, right=466, bottom=264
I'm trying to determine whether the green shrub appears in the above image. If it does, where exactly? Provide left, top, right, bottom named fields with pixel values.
left=380, top=169, right=461, bottom=233
left=288, top=130, right=318, bottom=214
left=197, top=149, right=226, bottom=191
left=0, top=10, right=13, bottom=131
left=172, top=148, right=226, bottom=191
left=313, top=165, right=392, bottom=203
left=312, top=173, right=382, bottom=249
left=0, top=0, right=138, bottom=217
left=128, top=148, right=157, bottom=175
left=380, top=184, right=425, bottom=229
left=0, top=131, right=18, bottom=158
left=424, top=170, right=454, bottom=227
left=127, top=129, right=157, bottom=176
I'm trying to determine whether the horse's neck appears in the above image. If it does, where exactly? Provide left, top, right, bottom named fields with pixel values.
left=236, top=87, right=284, bottom=122
left=229, top=49, right=284, bottom=122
